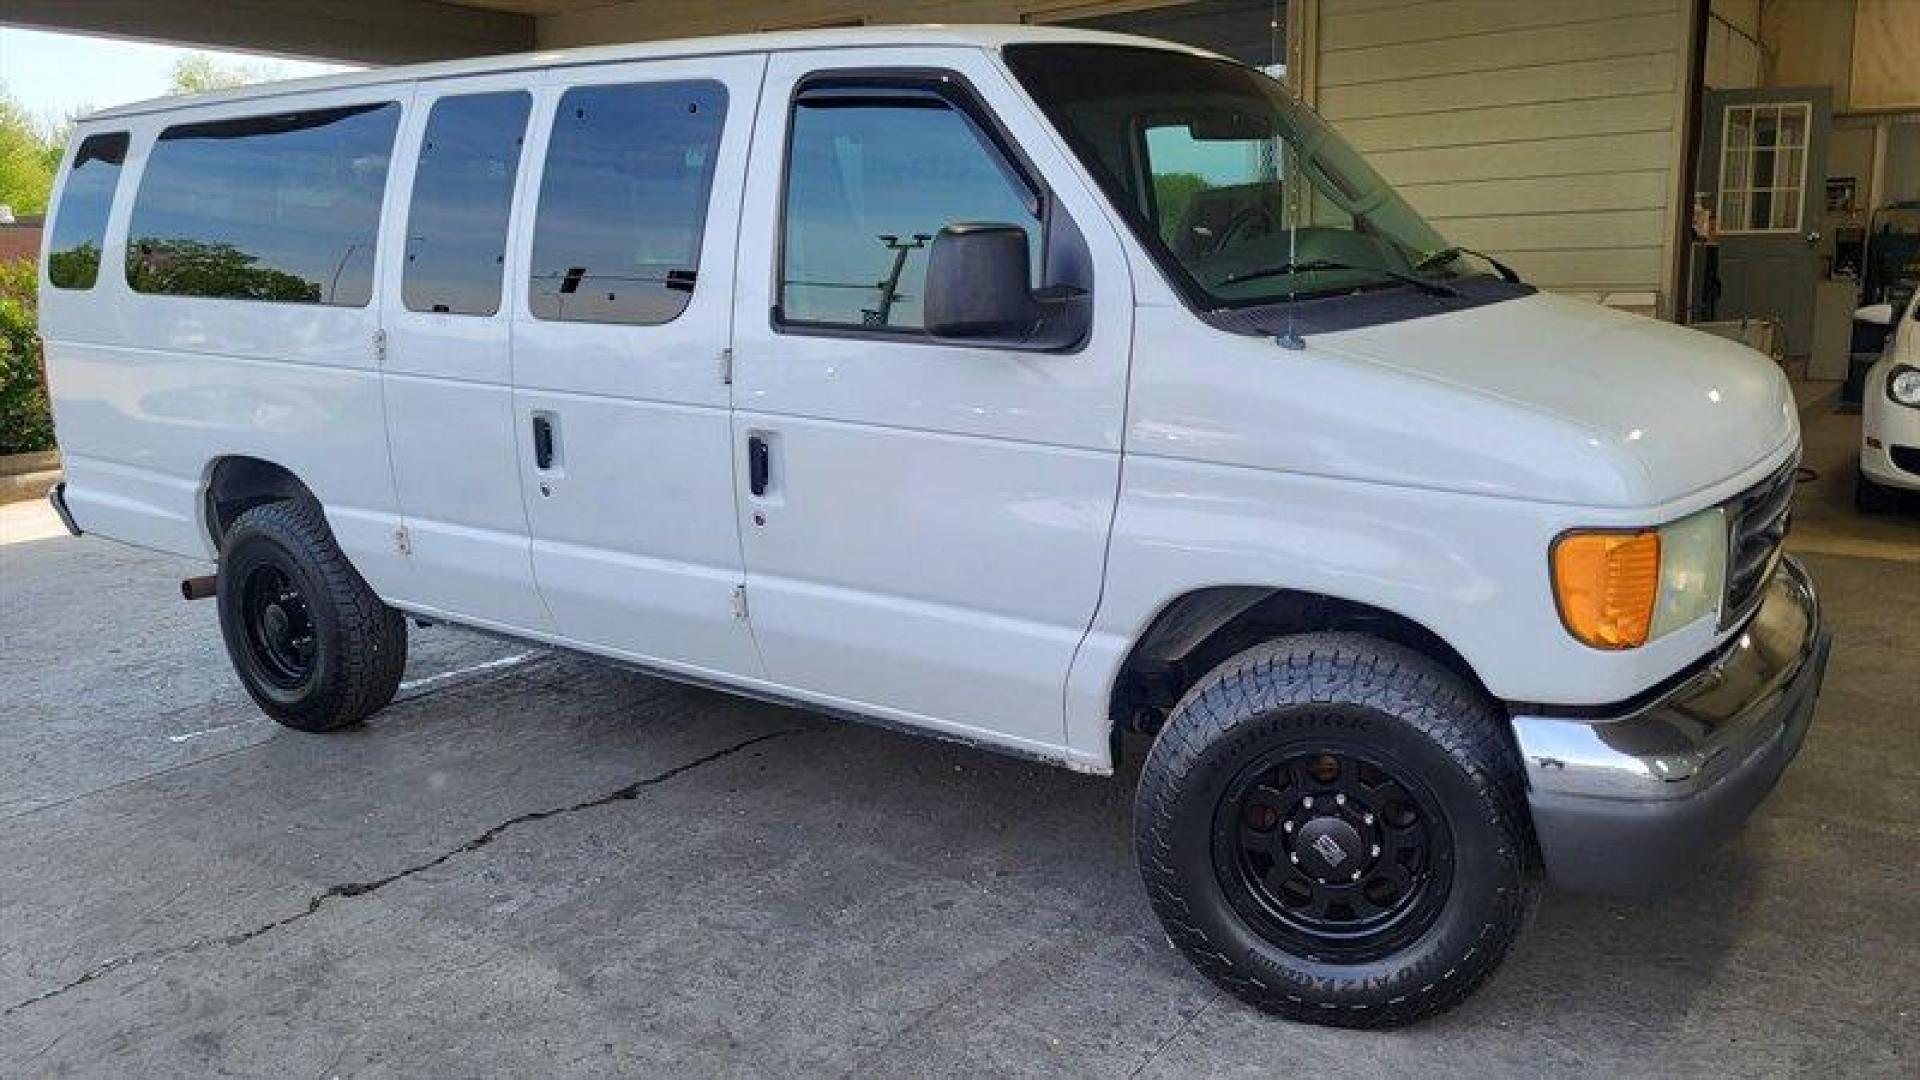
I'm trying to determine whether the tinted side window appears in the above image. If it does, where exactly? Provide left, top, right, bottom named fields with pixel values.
left=47, top=132, right=129, bottom=290
left=529, top=81, right=726, bottom=325
left=781, top=93, right=1039, bottom=332
left=127, top=103, right=401, bottom=307
left=404, top=92, right=530, bottom=316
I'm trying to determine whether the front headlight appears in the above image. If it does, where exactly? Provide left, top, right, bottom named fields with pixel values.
left=1551, top=507, right=1727, bottom=649
left=1889, top=364, right=1920, bottom=408
left=1648, top=507, right=1727, bottom=639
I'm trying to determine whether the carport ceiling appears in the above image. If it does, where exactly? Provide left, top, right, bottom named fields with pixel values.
left=0, top=0, right=600, bottom=65
left=448, top=1, right=610, bottom=10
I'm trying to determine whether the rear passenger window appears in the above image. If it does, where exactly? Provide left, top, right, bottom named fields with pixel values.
left=127, top=103, right=401, bottom=307
left=528, top=81, right=726, bottom=325
left=46, top=132, right=129, bottom=290
left=404, top=92, right=531, bottom=316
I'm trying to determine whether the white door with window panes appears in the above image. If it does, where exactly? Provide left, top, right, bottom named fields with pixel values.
left=379, top=75, right=552, bottom=631
left=510, top=56, right=768, bottom=680
left=728, top=49, right=1134, bottom=755
left=1700, top=87, right=1831, bottom=357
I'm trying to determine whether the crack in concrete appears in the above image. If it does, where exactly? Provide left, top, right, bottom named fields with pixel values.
left=1125, top=988, right=1220, bottom=1078
left=1, top=728, right=801, bottom=1019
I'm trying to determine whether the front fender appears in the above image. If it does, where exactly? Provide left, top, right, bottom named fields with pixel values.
left=1061, top=455, right=1751, bottom=771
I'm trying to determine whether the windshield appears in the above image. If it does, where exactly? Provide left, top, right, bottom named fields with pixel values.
left=1004, top=44, right=1485, bottom=311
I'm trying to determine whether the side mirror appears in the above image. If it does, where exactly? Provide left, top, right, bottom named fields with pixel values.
left=1854, top=302, right=1894, bottom=326
left=923, top=223, right=1089, bottom=350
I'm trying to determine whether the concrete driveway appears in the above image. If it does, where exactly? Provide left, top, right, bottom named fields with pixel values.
left=3, top=409, right=1917, bottom=1077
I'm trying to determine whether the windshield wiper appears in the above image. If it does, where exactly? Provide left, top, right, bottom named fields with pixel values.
left=1413, top=246, right=1521, bottom=283
left=1216, top=258, right=1458, bottom=298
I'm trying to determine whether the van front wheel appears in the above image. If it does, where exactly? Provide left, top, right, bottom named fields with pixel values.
left=216, top=500, right=407, bottom=732
left=1135, top=633, right=1536, bottom=1028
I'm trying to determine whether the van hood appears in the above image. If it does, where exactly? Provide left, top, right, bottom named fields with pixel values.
left=1309, top=291, right=1798, bottom=506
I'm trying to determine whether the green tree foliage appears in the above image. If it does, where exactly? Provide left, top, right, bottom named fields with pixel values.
left=0, top=258, right=55, bottom=454
left=128, top=238, right=322, bottom=303
left=47, top=242, right=101, bottom=290
left=0, top=93, right=58, bottom=216
left=169, top=55, right=271, bottom=95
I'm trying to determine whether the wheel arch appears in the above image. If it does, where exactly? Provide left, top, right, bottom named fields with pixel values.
left=200, top=456, right=319, bottom=552
left=1106, top=585, right=1497, bottom=765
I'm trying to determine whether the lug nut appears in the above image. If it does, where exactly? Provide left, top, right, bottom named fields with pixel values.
left=1289, top=852, right=1300, bottom=864
left=1370, top=844, right=1381, bottom=857
left=1335, top=793, right=1346, bottom=806
left=1282, top=820, right=1294, bottom=833
left=1363, top=813, right=1376, bottom=825
left=1303, top=796, right=1314, bottom=809
left=1351, top=870, right=1363, bottom=881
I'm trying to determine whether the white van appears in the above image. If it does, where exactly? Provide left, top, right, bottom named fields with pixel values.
left=39, top=27, right=1830, bottom=1027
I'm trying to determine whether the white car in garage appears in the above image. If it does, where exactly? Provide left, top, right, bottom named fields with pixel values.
left=1858, top=289, right=1920, bottom=512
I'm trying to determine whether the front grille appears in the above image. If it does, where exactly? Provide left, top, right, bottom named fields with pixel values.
left=1720, top=459, right=1796, bottom=627
left=1892, top=445, right=1920, bottom=477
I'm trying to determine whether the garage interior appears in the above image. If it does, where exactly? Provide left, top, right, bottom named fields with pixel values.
left=1, top=1, right=1917, bottom=1074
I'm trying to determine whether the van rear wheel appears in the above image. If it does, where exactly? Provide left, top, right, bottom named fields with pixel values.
left=1135, top=633, right=1536, bottom=1027
left=216, top=500, right=407, bottom=732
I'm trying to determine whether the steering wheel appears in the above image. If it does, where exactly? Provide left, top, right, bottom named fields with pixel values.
left=1215, top=204, right=1277, bottom=252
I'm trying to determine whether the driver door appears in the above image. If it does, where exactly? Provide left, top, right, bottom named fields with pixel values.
left=728, top=48, right=1134, bottom=755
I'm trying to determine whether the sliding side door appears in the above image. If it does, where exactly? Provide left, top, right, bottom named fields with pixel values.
left=510, top=56, right=767, bottom=679
left=379, top=74, right=551, bottom=631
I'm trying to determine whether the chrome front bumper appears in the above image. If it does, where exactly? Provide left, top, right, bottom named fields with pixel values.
left=1512, top=557, right=1831, bottom=896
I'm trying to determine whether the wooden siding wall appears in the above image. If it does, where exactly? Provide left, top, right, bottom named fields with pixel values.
left=1311, top=0, right=1694, bottom=312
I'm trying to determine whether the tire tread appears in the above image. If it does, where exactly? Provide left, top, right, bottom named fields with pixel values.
left=219, top=499, right=406, bottom=731
left=1135, top=632, right=1538, bottom=1028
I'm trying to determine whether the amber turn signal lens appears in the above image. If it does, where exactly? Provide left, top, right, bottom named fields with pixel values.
left=1551, top=530, right=1661, bottom=649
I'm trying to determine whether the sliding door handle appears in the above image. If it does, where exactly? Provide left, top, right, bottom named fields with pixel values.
left=532, top=413, right=556, bottom=470
left=747, top=434, right=770, bottom=497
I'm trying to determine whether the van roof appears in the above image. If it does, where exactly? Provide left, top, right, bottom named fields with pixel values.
left=84, top=25, right=1214, bottom=122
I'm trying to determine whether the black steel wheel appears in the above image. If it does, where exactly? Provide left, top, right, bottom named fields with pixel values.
left=1135, top=632, right=1537, bottom=1028
left=1215, top=745, right=1452, bottom=964
left=216, top=499, right=407, bottom=732
left=238, top=563, right=318, bottom=690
